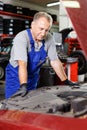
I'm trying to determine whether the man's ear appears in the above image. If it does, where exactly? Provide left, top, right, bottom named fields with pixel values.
left=31, top=21, right=35, bottom=28
left=31, top=21, right=35, bottom=26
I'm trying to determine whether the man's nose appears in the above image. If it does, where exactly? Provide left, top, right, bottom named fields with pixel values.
left=41, top=30, right=46, bottom=36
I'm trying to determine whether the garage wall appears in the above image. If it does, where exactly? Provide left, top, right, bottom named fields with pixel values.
left=0, top=0, right=59, bottom=33
left=1, top=0, right=59, bottom=21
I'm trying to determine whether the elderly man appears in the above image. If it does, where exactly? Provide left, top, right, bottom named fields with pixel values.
left=5, top=11, right=79, bottom=99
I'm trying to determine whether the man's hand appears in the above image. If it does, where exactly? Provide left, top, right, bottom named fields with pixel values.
left=12, top=83, right=28, bottom=97
left=63, top=79, right=80, bottom=88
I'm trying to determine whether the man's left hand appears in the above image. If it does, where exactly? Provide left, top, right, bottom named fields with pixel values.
left=63, top=79, right=80, bottom=88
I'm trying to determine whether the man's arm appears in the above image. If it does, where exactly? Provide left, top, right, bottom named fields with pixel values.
left=50, top=59, right=80, bottom=88
left=11, top=60, right=28, bottom=97
left=18, top=60, right=27, bottom=84
left=50, top=59, right=67, bottom=81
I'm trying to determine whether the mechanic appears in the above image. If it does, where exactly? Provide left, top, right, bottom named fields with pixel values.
left=5, top=11, right=79, bottom=99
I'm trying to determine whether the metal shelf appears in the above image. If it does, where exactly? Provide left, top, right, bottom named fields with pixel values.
left=0, top=10, right=33, bottom=20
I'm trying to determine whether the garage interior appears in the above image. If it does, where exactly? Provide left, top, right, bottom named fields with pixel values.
left=0, top=0, right=87, bottom=127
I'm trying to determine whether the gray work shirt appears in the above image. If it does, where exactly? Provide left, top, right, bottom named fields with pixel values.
left=9, top=30, right=58, bottom=67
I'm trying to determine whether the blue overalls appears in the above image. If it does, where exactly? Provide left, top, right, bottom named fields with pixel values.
left=5, top=29, right=47, bottom=98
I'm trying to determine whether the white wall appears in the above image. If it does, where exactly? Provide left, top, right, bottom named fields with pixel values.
left=59, top=1, right=73, bottom=31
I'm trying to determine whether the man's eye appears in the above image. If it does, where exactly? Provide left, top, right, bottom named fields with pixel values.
left=40, top=28, right=43, bottom=31
left=46, top=30, right=49, bottom=32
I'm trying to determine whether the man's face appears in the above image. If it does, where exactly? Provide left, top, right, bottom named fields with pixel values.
left=31, top=17, right=51, bottom=41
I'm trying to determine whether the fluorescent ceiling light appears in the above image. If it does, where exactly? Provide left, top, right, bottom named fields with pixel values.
left=47, top=1, right=80, bottom=8
left=47, top=2, right=60, bottom=7
left=62, top=1, right=80, bottom=8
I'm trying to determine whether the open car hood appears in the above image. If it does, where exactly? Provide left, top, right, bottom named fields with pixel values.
left=61, top=0, right=87, bottom=58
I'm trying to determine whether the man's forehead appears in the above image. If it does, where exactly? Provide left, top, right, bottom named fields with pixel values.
left=34, top=17, right=49, bottom=22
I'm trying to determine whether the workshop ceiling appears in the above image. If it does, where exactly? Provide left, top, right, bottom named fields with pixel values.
left=20, top=0, right=60, bottom=10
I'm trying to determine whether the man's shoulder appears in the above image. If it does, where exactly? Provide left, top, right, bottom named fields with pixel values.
left=47, top=32, right=52, bottom=37
left=14, top=30, right=29, bottom=42
left=16, top=30, right=27, bottom=37
left=45, top=32, right=53, bottom=42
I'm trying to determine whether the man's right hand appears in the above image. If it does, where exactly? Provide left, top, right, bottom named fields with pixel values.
left=12, top=83, right=28, bottom=98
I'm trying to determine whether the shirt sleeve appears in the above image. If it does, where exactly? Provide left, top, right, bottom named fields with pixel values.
left=45, top=33, right=58, bottom=61
left=10, top=31, right=28, bottom=67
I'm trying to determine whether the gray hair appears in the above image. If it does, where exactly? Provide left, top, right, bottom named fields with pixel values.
left=33, top=11, right=53, bottom=27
